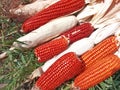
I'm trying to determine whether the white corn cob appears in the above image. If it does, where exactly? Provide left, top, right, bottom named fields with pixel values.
left=9, top=0, right=60, bottom=20
left=90, top=22, right=120, bottom=44
left=42, top=38, right=94, bottom=72
left=13, top=16, right=78, bottom=49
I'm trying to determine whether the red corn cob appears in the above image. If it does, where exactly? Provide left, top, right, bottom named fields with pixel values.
left=74, top=54, right=120, bottom=90
left=34, top=23, right=94, bottom=62
left=81, top=36, right=118, bottom=68
left=61, top=22, right=94, bottom=44
left=35, top=36, right=69, bottom=62
left=22, top=0, right=85, bottom=33
left=35, top=52, right=84, bottom=90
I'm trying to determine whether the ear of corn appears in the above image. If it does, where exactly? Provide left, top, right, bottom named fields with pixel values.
left=93, top=23, right=120, bottom=44
left=34, top=23, right=94, bottom=62
left=13, top=16, right=77, bottom=49
left=34, top=36, right=69, bottom=62
left=35, top=52, right=84, bottom=90
left=9, top=0, right=60, bottom=22
left=61, top=22, right=94, bottom=44
left=22, top=0, right=85, bottom=33
left=74, top=54, right=120, bottom=90
left=81, top=36, right=118, bottom=67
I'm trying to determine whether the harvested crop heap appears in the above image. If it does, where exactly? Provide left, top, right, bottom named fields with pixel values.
left=0, top=0, right=120, bottom=90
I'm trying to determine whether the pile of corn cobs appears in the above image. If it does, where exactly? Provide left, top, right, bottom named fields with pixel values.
left=1, top=0, right=120, bottom=90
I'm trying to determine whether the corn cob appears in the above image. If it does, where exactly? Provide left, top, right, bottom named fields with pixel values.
left=14, top=16, right=77, bottom=49
left=89, top=22, right=120, bottom=44
left=35, top=52, right=84, bottom=90
left=81, top=36, right=118, bottom=68
left=22, top=0, right=85, bottom=33
left=9, top=0, right=60, bottom=21
left=34, top=23, right=94, bottom=62
left=61, top=22, right=94, bottom=44
left=74, top=54, right=120, bottom=90
left=34, top=36, right=69, bottom=62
